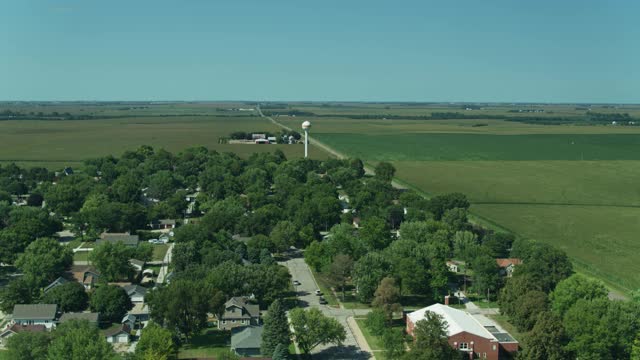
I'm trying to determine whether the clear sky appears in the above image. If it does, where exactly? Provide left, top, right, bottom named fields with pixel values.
left=1, top=0, right=638, bottom=103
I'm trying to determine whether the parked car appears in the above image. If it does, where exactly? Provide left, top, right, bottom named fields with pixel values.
left=293, top=280, right=301, bottom=286
left=315, top=290, right=322, bottom=296
left=148, top=239, right=159, bottom=244
left=319, top=297, right=328, bottom=305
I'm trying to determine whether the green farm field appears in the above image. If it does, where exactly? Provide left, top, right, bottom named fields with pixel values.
left=0, top=115, right=330, bottom=168
left=278, top=112, right=640, bottom=293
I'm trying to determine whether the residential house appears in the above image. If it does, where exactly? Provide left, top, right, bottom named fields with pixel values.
left=104, top=324, right=131, bottom=344
left=66, top=265, right=101, bottom=289
left=43, top=276, right=69, bottom=293
left=0, top=324, right=46, bottom=347
left=150, top=219, right=176, bottom=230
left=12, top=304, right=58, bottom=329
left=251, top=134, right=266, bottom=140
left=129, top=259, right=145, bottom=273
left=122, top=314, right=137, bottom=329
left=218, top=297, right=260, bottom=330
left=59, top=312, right=99, bottom=326
left=123, top=284, right=147, bottom=303
left=406, top=304, right=518, bottom=360
left=96, top=233, right=139, bottom=247
left=231, top=326, right=263, bottom=357
left=495, top=258, right=522, bottom=278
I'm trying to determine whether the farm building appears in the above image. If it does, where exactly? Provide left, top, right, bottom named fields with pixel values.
left=406, top=304, right=518, bottom=360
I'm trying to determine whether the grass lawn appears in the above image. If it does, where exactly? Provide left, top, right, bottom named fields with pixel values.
left=178, top=328, right=232, bottom=359
left=0, top=350, right=11, bottom=360
left=152, top=244, right=170, bottom=261
left=73, top=251, right=90, bottom=262
left=355, top=318, right=384, bottom=351
left=466, top=294, right=499, bottom=309
left=487, top=314, right=524, bottom=344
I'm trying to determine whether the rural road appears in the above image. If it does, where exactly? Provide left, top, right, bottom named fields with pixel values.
left=279, top=250, right=373, bottom=360
left=257, top=106, right=405, bottom=189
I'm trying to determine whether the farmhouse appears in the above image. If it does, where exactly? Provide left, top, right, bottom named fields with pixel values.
left=406, top=304, right=518, bottom=360
left=12, top=304, right=58, bottom=329
left=96, top=233, right=139, bottom=247
left=231, top=326, right=263, bottom=357
left=496, top=258, right=522, bottom=277
left=218, top=297, right=260, bottom=330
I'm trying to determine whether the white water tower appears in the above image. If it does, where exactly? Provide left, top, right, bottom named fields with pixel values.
left=302, top=120, right=311, bottom=158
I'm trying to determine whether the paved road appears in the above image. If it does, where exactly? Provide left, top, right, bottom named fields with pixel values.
left=279, top=251, right=373, bottom=360
left=156, top=243, right=174, bottom=284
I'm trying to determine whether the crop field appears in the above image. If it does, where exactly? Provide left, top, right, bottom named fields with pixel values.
left=0, top=114, right=330, bottom=168
left=275, top=106, right=640, bottom=293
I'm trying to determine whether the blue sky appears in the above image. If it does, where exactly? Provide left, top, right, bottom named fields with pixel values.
left=1, top=0, right=638, bottom=102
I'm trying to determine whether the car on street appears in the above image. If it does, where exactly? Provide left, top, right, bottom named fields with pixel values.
left=315, top=290, right=322, bottom=296
left=319, top=296, right=328, bottom=304
left=293, top=280, right=301, bottom=286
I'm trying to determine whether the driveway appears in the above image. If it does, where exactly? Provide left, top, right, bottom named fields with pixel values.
left=280, top=251, right=373, bottom=360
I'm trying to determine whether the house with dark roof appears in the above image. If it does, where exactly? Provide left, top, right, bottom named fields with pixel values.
left=59, top=312, right=99, bottom=325
left=122, top=314, right=137, bottom=329
left=12, top=304, right=58, bottom=329
left=66, top=265, right=101, bottom=289
left=218, top=297, right=260, bottom=330
left=44, top=276, right=69, bottom=293
left=123, top=284, right=147, bottom=303
left=97, top=233, right=139, bottom=247
left=231, top=326, right=263, bottom=357
left=150, top=219, right=177, bottom=230
left=0, top=324, right=46, bottom=347
left=104, top=324, right=131, bottom=344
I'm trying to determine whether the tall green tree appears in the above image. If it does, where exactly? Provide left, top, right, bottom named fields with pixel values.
left=47, top=319, right=115, bottom=360
left=382, top=328, right=406, bottom=360
left=406, top=313, right=459, bottom=360
left=6, top=331, right=51, bottom=360
left=360, top=216, right=391, bottom=251
left=42, top=282, right=89, bottom=312
left=271, top=343, right=290, bottom=360
left=289, top=308, right=346, bottom=354
left=89, top=241, right=134, bottom=281
left=550, top=274, right=608, bottom=316
left=135, top=322, right=176, bottom=360
left=327, top=254, right=354, bottom=301
left=89, top=285, right=133, bottom=323
left=374, top=162, right=396, bottom=182
left=519, top=312, right=571, bottom=360
left=0, top=278, right=34, bottom=313
left=16, top=237, right=72, bottom=288
left=372, top=277, right=402, bottom=322
left=146, top=279, right=212, bottom=340
left=261, top=299, right=291, bottom=355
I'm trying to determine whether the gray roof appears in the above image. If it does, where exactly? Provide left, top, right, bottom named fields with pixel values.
left=231, top=326, right=263, bottom=350
left=222, top=297, right=260, bottom=320
left=59, top=312, right=99, bottom=323
left=124, top=285, right=148, bottom=297
left=129, top=259, right=145, bottom=268
left=158, top=219, right=176, bottom=225
left=104, top=324, right=131, bottom=337
left=97, top=233, right=139, bottom=246
left=44, top=277, right=69, bottom=293
left=13, top=304, right=57, bottom=320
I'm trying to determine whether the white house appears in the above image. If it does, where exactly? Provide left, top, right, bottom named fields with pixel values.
left=12, top=304, right=57, bottom=329
left=123, top=285, right=148, bottom=303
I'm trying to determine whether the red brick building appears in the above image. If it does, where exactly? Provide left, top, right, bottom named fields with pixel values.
left=406, top=304, right=518, bottom=360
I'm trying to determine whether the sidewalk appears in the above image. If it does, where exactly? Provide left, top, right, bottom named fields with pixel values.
left=347, top=316, right=376, bottom=360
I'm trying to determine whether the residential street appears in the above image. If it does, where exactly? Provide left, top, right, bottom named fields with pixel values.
left=279, top=251, right=373, bottom=360
left=156, top=243, right=174, bottom=284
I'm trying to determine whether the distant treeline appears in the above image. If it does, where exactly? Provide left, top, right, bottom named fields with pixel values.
left=0, top=110, right=256, bottom=121
left=262, top=109, right=638, bottom=125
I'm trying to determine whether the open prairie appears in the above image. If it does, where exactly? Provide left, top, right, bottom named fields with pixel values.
left=276, top=104, right=640, bottom=293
